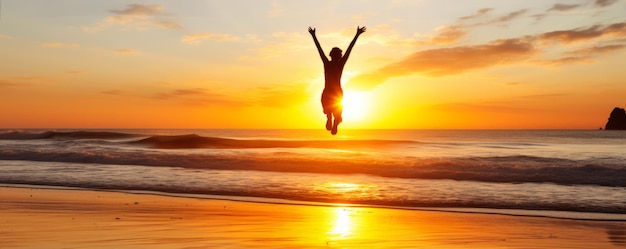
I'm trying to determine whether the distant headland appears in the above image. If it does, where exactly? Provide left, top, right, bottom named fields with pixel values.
left=605, top=107, right=626, bottom=130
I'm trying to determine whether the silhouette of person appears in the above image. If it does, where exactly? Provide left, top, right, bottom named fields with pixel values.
left=309, top=26, right=366, bottom=135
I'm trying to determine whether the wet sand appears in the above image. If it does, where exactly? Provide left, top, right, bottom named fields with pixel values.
left=1, top=186, right=625, bottom=248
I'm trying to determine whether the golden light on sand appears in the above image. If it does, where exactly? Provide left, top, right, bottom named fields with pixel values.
left=341, top=91, right=372, bottom=121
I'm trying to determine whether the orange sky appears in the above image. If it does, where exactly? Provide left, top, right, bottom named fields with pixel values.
left=1, top=1, right=625, bottom=129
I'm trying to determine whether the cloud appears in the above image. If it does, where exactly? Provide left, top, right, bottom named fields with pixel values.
left=1, top=73, right=88, bottom=88
left=540, top=22, right=626, bottom=43
left=181, top=33, right=241, bottom=44
left=268, top=1, right=284, bottom=18
left=0, top=81, right=21, bottom=88
left=153, top=88, right=246, bottom=107
left=41, top=42, right=80, bottom=48
left=459, top=8, right=493, bottom=21
left=432, top=94, right=566, bottom=113
left=152, top=84, right=310, bottom=108
left=489, top=9, right=528, bottom=24
left=459, top=8, right=529, bottom=27
left=537, top=44, right=626, bottom=65
left=534, top=56, right=592, bottom=66
left=155, top=88, right=219, bottom=99
left=0, top=78, right=38, bottom=88
left=348, top=21, right=626, bottom=89
left=566, top=44, right=625, bottom=56
left=594, top=0, right=618, bottom=7
left=432, top=101, right=527, bottom=113
left=518, top=93, right=568, bottom=99
left=421, top=8, right=527, bottom=45
left=153, top=20, right=183, bottom=30
left=428, top=25, right=467, bottom=45
left=110, top=3, right=162, bottom=16
left=83, top=4, right=181, bottom=32
left=547, top=4, right=582, bottom=12
left=421, top=9, right=487, bottom=45
left=531, top=13, right=548, bottom=21
left=349, top=38, right=536, bottom=89
left=114, top=49, right=138, bottom=55
left=538, top=1, right=617, bottom=19
left=253, top=84, right=310, bottom=108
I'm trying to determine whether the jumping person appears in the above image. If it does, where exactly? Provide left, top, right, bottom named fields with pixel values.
left=308, top=26, right=366, bottom=135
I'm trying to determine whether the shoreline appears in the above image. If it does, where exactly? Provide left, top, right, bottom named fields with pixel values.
left=1, top=185, right=625, bottom=248
left=3, top=183, right=626, bottom=222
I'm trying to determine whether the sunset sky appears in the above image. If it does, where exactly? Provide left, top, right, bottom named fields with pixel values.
left=1, top=0, right=625, bottom=129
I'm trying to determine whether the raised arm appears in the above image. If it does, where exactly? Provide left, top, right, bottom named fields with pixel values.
left=341, top=26, right=366, bottom=64
left=309, top=27, right=328, bottom=64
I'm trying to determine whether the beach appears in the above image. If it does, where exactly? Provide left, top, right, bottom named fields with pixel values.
left=1, top=186, right=625, bottom=249
left=3, top=0, right=626, bottom=247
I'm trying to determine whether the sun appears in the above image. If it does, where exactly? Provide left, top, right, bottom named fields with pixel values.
left=341, top=91, right=372, bottom=121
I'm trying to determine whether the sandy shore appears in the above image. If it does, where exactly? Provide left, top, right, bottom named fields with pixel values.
left=1, top=186, right=625, bottom=248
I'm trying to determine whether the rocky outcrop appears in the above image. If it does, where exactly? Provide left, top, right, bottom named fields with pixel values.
left=605, top=107, right=626, bottom=130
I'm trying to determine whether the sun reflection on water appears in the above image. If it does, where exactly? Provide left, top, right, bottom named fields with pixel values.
left=329, top=207, right=353, bottom=238
left=328, top=182, right=360, bottom=192
left=314, top=181, right=381, bottom=204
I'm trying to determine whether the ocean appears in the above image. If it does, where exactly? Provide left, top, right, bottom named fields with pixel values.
left=1, top=129, right=625, bottom=220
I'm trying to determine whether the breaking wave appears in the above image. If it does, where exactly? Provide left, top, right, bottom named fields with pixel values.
left=0, top=130, right=141, bottom=140
left=0, top=147, right=624, bottom=187
left=131, top=134, right=417, bottom=149
left=1, top=130, right=416, bottom=149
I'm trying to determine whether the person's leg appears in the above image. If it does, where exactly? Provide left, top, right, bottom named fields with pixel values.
left=331, top=107, right=343, bottom=135
left=321, top=92, right=333, bottom=131
left=326, top=113, right=332, bottom=131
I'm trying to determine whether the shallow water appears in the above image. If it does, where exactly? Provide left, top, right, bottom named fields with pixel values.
left=1, top=129, right=625, bottom=218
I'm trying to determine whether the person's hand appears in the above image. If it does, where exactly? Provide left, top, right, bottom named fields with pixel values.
left=308, top=26, right=316, bottom=36
left=357, top=26, right=366, bottom=35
